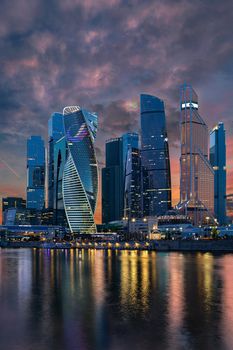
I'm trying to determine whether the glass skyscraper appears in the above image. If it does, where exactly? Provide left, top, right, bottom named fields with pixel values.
left=177, top=84, right=215, bottom=225
left=27, top=136, right=45, bottom=210
left=122, top=132, right=139, bottom=173
left=48, top=112, right=64, bottom=209
left=140, top=94, right=171, bottom=217
left=210, top=122, right=227, bottom=225
left=53, top=136, right=68, bottom=226
left=102, top=133, right=139, bottom=224
left=62, top=106, right=98, bottom=233
left=102, top=137, right=123, bottom=223
left=124, top=147, right=142, bottom=220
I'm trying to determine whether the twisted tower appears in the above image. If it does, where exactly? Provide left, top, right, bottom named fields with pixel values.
left=62, top=106, right=98, bottom=233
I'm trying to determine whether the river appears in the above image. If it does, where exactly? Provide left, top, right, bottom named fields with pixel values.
left=0, top=248, right=233, bottom=350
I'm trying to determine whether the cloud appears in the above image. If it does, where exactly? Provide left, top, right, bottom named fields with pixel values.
left=1, top=0, right=233, bottom=210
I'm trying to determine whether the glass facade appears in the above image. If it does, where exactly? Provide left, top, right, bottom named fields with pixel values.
left=226, top=194, right=233, bottom=221
left=140, top=94, right=171, bottom=217
left=210, top=123, right=226, bottom=225
left=2, top=197, right=26, bottom=225
left=178, top=84, right=215, bottom=225
left=102, top=133, right=139, bottom=224
left=122, top=133, right=139, bottom=174
left=62, top=106, right=98, bottom=233
left=27, top=136, right=45, bottom=210
left=53, top=136, right=68, bottom=226
left=102, top=137, right=123, bottom=223
left=48, top=113, right=64, bottom=209
left=124, top=147, right=142, bottom=220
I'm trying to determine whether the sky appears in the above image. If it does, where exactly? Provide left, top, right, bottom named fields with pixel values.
left=0, top=0, right=233, bottom=223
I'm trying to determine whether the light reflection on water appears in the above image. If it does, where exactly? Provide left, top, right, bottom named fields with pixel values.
left=0, top=249, right=233, bottom=350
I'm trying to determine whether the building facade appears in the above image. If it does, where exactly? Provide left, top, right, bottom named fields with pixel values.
left=124, top=147, right=142, bottom=220
left=210, top=122, right=227, bottom=225
left=2, top=197, right=26, bottom=225
left=102, top=137, right=123, bottom=223
left=53, top=136, right=68, bottom=226
left=3, top=208, right=41, bottom=226
left=122, top=133, right=139, bottom=173
left=102, top=133, right=139, bottom=224
left=177, top=84, right=215, bottom=225
left=226, top=194, right=233, bottom=223
left=48, top=112, right=64, bottom=209
left=140, top=94, right=171, bottom=217
left=62, top=106, right=98, bottom=233
left=26, top=136, right=45, bottom=210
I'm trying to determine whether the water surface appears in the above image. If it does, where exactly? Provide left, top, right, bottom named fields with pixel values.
left=0, top=248, right=233, bottom=350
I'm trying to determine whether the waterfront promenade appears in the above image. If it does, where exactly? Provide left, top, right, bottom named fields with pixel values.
left=1, top=239, right=233, bottom=252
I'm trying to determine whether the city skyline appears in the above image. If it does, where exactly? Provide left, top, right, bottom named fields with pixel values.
left=1, top=2, right=233, bottom=349
left=1, top=0, right=233, bottom=223
left=0, top=88, right=232, bottom=224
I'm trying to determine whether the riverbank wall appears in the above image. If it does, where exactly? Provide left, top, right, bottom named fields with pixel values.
left=1, top=240, right=233, bottom=252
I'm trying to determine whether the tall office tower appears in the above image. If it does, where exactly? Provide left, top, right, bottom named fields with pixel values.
left=27, top=136, right=45, bottom=210
left=2, top=197, right=26, bottom=224
left=226, top=194, right=233, bottom=222
left=62, top=106, right=98, bottom=233
left=177, top=84, right=215, bottom=225
left=102, top=133, right=139, bottom=224
left=140, top=94, right=171, bottom=217
left=124, top=147, right=142, bottom=220
left=54, top=136, right=68, bottom=226
left=210, top=122, right=227, bottom=225
left=122, top=133, right=139, bottom=172
left=102, top=137, right=123, bottom=224
left=48, top=113, right=64, bottom=209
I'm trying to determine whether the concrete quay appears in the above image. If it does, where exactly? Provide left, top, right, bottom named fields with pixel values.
left=1, top=239, right=233, bottom=252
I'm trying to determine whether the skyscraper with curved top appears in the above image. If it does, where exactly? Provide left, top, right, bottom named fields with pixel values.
left=62, top=106, right=98, bottom=233
left=177, top=84, right=215, bottom=225
left=140, top=94, right=171, bottom=216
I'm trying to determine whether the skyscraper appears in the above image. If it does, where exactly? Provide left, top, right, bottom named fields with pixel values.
left=27, top=136, right=45, bottom=210
left=177, top=84, right=215, bottom=225
left=122, top=132, right=139, bottom=172
left=102, top=133, right=139, bottom=224
left=62, top=106, right=98, bottom=233
left=140, top=94, right=171, bottom=217
left=53, top=136, right=68, bottom=226
left=102, top=137, right=123, bottom=223
left=226, top=194, right=233, bottom=222
left=124, top=147, right=142, bottom=220
left=48, top=112, right=64, bottom=209
left=210, top=122, right=226, bottom=225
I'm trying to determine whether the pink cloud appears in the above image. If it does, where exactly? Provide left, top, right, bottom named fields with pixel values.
left=4, top=57, right=39, bottom=78
left=30, top=32, right=56, bottom=54
left=59, top=0, right=120, bottom=12
left=78, top=63, right=114, bottom=90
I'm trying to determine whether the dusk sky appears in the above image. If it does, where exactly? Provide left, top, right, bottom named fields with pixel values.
left=1, top=0, right=233, bottom=222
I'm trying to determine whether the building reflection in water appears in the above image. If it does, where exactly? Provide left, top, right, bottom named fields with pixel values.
left=0, top=249, right=233, bottom=350
left=120, top=250, right=154, bottom=318
left=221, top=254, right=233, bottom=349
left=167, top=253, right=186, bottom=349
